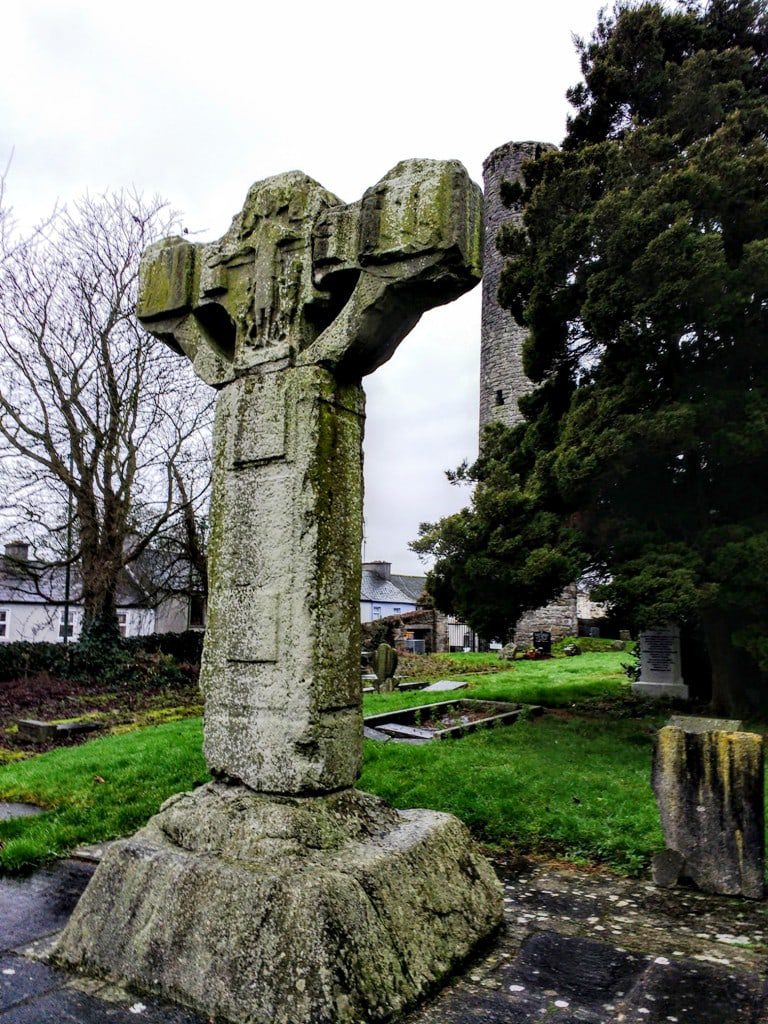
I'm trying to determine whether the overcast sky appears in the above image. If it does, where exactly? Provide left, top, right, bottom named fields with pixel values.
left=1, top=0, right=603, bottom=574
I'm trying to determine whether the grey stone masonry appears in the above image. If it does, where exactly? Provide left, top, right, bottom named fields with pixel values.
left=481, top=141, right=576, bottom=643
left=480, top=141, right=555, bottom=432
left=513, top=584, right=579, bottom=645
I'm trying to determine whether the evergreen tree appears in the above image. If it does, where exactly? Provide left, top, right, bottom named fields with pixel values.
left=414, top=0, right=768, bottom=715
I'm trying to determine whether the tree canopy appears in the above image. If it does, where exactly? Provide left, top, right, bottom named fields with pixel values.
left=0, top=189, right=213, bottom=644
left=414, top=0, right=768, bottom=714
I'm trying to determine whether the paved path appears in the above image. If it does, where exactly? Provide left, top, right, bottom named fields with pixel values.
left=1, top=852, right=767, bottom=1022
left=410, top=854, right=768, bottom=1023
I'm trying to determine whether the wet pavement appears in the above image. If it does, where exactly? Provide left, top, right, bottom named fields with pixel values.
left=409, top=855, right=768, bottom=1023
left=1, top=851, right=767, bottom=1022
left=0, top=860, right=203, bottom=1023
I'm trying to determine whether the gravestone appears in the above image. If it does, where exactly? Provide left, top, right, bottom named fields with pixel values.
left=54, top=161, right=503, bottom=1023
left=652, top=716, right=764, bottom=898
left=532, top=630, right=552, bottom=656
left=633, top=625, right=689, bottom=699
left=422, top=679, right=467, bottom=693
left=372, top=641, right=398, bottom=693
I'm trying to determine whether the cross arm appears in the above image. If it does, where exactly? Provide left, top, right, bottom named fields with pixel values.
left=136, top=236, right=236, bottom=388
left=301, top=158, right=483, bottom=378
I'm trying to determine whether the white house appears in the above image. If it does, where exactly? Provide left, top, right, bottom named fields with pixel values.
left=0, top=543, right=204, bottom=642
left=360, top=561, right=427, bottom=623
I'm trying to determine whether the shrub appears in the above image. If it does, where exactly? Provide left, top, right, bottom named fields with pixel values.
left=0, top=630, right=204, bottom=687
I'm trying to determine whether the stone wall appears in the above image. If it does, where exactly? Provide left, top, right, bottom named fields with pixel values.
left=361, top=608, right=450, bottom=654
left=513, top=585, right=579, bottom=645
left=481, top=141, right=577, bottom=643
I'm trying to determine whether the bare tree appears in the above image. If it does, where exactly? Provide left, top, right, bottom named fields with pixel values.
left=0, top=187, right=213, bottom=643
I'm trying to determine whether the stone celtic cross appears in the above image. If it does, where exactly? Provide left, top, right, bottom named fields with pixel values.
left=56, top=161, right=500, bottom=1024
left=136, top=161, right=482, bottom=794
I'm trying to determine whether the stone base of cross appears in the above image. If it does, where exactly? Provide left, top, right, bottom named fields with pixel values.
left=54, top=159, right=503, bottom=1023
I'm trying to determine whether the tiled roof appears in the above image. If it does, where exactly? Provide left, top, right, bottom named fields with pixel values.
left=360, top=569, right=427, bottom=605
left=0, top=557, right=146, bottom=606
left=390, top=574, right=427, bottom=602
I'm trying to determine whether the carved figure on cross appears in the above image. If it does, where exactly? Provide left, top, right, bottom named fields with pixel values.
left=136, top=160, right=482, bottom=795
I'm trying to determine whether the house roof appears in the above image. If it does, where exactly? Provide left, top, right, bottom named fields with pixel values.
left=0, top=556, right=147, bottom=607
left=360, top=568, right=427, bottom=605
left=390, top=574, right=427, bottom=603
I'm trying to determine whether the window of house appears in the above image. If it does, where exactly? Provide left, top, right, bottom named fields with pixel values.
left=117, top=612, right=127, bottom=638
left=189, top=594, right=207, bottom=629
left=373, top=606, right=382, bottom=620
left=0, top=610, right=7, bottom=639
left=393, top=607, right=401, bottom=614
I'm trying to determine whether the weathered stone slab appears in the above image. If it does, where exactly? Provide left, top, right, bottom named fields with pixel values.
left=0, top=802, right=44, bottom=822
left=423, top=680, right=467, bottom=692
left=652, top=719, right=764, bottom=898
left=365, top=700, right=536, bottom=743
left=54, top=785, right=502, bottom=1024
left=16, top=720, right=99, bottom=744
left=668, top=715, right=742, bottom=733
left=362, top=726, right=391, bottom=742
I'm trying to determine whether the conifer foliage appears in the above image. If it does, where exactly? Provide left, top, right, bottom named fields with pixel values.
left=414, top=0, right=768, bottom=714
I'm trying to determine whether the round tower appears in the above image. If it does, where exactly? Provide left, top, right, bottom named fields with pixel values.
left=479, top=140, right=554, bottom=435
left=480, top=140, right=578, bottom=643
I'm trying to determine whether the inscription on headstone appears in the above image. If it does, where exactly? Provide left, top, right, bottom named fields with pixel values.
left=633, top=625, right=688, bottom=699
left=532, top=630, right=552, bottom=656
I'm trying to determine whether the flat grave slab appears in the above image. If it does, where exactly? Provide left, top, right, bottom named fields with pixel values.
left=364, top=699, right=539, bottom=742
left=0, top=804, right=44, bottom=823
left=422, top=680, right=467, bottom=693
left=15, top=720, right=99, bottom=744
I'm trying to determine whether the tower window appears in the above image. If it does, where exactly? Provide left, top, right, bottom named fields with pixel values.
left=495, top=389, right=505, bottom=406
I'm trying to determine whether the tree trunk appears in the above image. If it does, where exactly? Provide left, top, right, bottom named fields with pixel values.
left=80, top=582, right=121, bottom=647
left=703, top=611, right=765, bottom=718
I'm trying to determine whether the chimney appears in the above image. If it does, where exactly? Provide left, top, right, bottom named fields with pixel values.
left=362, top=560, right=391, bottom=580
left=4, top=542, right=29, bottom=561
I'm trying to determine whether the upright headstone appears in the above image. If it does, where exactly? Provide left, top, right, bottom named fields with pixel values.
left=652, top=716, right=764, bottom=898
left=633, top=625, right=688, bottom=699
left=54, top=161, right=503, bottom=1024
left=532, top=630, right=552, bottom=656
left=373, top=642, right=398, bottom=693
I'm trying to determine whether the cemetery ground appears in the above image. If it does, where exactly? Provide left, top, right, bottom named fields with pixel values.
left=0, top=641, right=747, bottom=875
left=3, top=645, right=768, bottom=1023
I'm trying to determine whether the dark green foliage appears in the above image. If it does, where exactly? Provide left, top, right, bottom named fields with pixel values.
left=122, top=630, right=204, bottom=665
left=362, top=619, right=396, bottom=650
left=0, top=642, right=73, bottom=684
left=0, top=631, right=203, bottom=688
left=415, top=0, right=768, bottom=715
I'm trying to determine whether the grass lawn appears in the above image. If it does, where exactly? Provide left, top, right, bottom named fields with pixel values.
left=0, top=650, right=695, bottom=875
